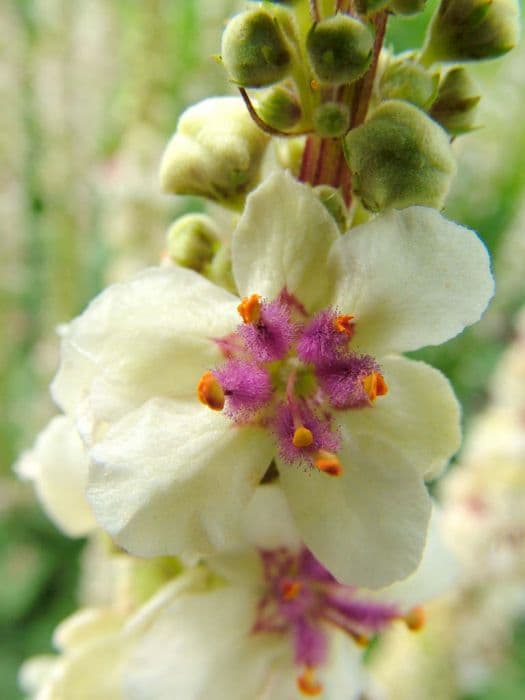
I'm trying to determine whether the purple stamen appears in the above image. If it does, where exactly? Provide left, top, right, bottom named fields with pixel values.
left=213, top=360, right=272, bottom=419
left=317, top=354, right=380, bottom=409
left=296, top=310, right=350, bottom=366
left=239, top=299, right=295, bottom=362
left=274, top=400, right=340, bottom=464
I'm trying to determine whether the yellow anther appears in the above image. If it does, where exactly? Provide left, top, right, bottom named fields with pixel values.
left=333, top=314, right=355, bottom=336
left=293, top=426, right=314, bottom=448
left=310, top=79, right=321, bottom=91
left=297, top=667, right=322, bottom=696
left=362, top=371, right=388, bottom=402
left=197, top=371, right=225, bottom=411
left=281, top=580, right=302, bottom=601
left=404, top=606, right=425, bottom=632
left=350, top=632, right=370, bottom=647
left=237, top=294, right=262, bottom=324
left=313, top=450, right=343, bottom=477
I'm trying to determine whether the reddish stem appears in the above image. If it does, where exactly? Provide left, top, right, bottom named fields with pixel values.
left=350, top=11, right=388, bottom=129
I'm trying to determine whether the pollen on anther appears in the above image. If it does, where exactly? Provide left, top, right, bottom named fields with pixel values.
left=314, top=450, right=343, bottom=477
left=197, top=371, right=225, bottom=411
left=333, top=314, right=355, bottom=337
left=404, top=606, right=425, bottom=632
left=297, top=667, right=322, bottom=696
left=281, top=580, right=302, bottom=601
left=362, top=372, right=388, bottom=402
left=237, top=294, right=262, bottom=324
left=293, top=426, right=314, bottom=449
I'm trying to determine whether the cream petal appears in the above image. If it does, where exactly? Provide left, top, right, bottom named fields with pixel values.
left=15, top=416, right=96, bottom=537
left=51, top=266, right=238, bottom=416
left=232, top=171, right=339, bottom=312
left=125, top=586, right=289, bottom=700
left=340, top=356, right=461, bottom=481
left=279, top=436, right=432, bottom=589
left=331, top=207, right=494, bottom=355
left=87, top=398, right=273, bottom=560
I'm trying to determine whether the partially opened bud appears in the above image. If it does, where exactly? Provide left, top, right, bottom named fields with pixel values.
left=430, top=66, right=480, bottom=134
left=221, top=8, right=292, bottom=87
left=257, top=85, right=302, bottom=130
left=422, top=0, right=520, bottom=63
left=166, top=214, right=219, bottom=272
left=345, top=100, right=456, bottom=211
left=159, top=97, right=269, bottom=207
left=313, top=101, right=350, bottom=137
left=306, top=15, right=374, bottom=85
left=380, top=59, right=439, bottom=109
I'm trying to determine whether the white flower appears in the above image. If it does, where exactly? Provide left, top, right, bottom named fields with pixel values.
left=52, top=171, right=493, bottom=588
left=124, top=486, right=456, bottom=700
left=15, top=415, right=96, bottom=537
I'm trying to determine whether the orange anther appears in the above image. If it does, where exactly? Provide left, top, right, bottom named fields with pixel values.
left=197, top=371, right=225, bottom=411
left=281, top=580, right=302, bottom=601
left=362, top=372, right=388, bottom=402
left=297, top=667, right=322, bottom=696
left=333, top=314, right=355, bottom=336
left=404, top=606, right=425, bottom=632
left=293, top=426, right=314, bottom=449
left=314, top=450, right=343, bottom=477
left=310, top=79, right=321, bottom=91
left=237, top=294, right=262, bottom=324
left=350, top=632, right=370, bottom=647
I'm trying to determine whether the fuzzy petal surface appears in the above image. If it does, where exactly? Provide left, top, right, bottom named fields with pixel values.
left=331, top=207, right=494, bottom=355
left=279, top=437, right=432, bottom=589
left=232, top=171, right=339, bottom=312
left=87, top=398, right=273, bottom=560
left=340, top=356, right=461, bottom=481
left=51, top=267, right=238, bottom=418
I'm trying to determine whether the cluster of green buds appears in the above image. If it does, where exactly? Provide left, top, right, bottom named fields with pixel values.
left=160, top=0, right=519, bottom=220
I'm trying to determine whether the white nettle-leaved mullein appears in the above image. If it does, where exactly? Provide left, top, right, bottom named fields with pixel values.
left=51, top=170, right=493, bottom=588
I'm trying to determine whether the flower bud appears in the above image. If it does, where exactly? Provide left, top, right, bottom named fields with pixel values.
left=159, top=97, right=269, bottom=207
left=221, top=8, right=292, bottom=87
left=166, top=214, right=219, bottom=272
left=355, top=0, right=391, bottom=12
left=206, top=244, right=237, bottom=294
left=430, top=67, right=480, bottom=134
left=313, top=102, right=350, bottom=137
left=344, top=100, right=456, bottom=212
left=257, top=85, right=302, bottom=130
left=390, top=0, right=428, bottom=15
left=314, top=185, right=349, bottom=232
left=380, top=59, right=439, bottom=109
left=422, top=0, right=520, bottom=63
left=306, top=15, right=374, bottom=85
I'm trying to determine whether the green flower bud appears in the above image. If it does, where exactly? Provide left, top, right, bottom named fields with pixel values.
left=344, top=100, right=456, bottom=212
left=422, top=0, right=520, bottom=63
left=306, top=15, right=374, bottom=85
left=207, top=244, right=237, bottom=294
left=430, top=66, right=480, bottom=134
left=257, top=86, right=302, bottom=130
left=166, top=214, right=220, bottom=271
left=314, top=185, right=349, bottom=232
left=159, top=97, right=269, bottom=207
left=313, top=102, right=350, bottom=137
left=380, top=59, right=439, bottom=109
left=355, top=0, right=391, bottom=13
left=221, top=8, right=292, bottom=87
left=390, top=0, right=428, bottom=15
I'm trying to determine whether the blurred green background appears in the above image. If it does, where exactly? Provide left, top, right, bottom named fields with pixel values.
left=1, top=1, right=524, bottom=698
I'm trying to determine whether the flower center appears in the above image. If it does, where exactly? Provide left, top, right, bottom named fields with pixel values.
left=253, top=547, right=403, bottom=696
left=197, top=290, right=388, bottom=477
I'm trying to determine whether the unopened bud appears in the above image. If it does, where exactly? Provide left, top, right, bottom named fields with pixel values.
left=159, top=97, right=269, bottom=208
left=206, top=244, right=237, bottom=294
left=390, top=0, right=428, bottom=15
left=345, top=100, right=456, bottom=212
left=422, top=0, right=520, bottom=63
left=257, top=85, right=302, bottom=130
left=380, top=59, right=439, bottom=109
left=314, top=185, right=349, bottom=232
left=355, top=0, right=390, bottom=12
left=166, top=214, right=219, bottom=272
left=430, top=66, right=480, bottom=134
left=221, top=8, right=292, bottom=87
left=306, top=15, right=374, bottom=85
left=313, top=101, right=350, bottom=137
